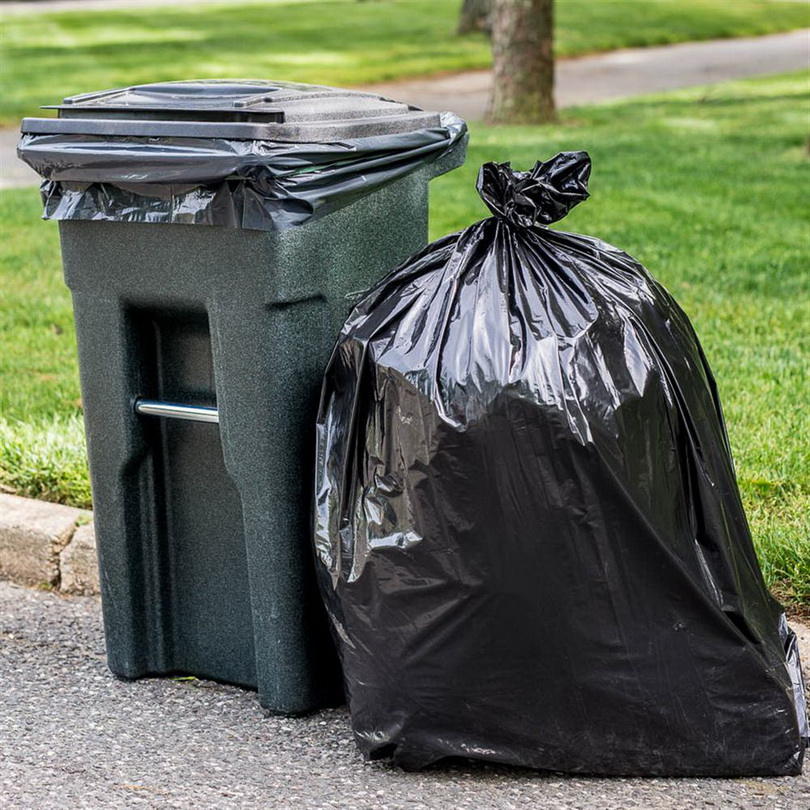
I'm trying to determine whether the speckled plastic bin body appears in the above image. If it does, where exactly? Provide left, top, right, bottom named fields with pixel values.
left=56, top=143, right=465, bottom=716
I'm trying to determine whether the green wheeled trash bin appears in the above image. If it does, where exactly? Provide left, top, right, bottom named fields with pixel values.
left=18, top=80, right=467, bottom=714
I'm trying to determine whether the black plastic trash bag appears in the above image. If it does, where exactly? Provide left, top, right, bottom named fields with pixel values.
left=313, top=153, right=808, bottom=776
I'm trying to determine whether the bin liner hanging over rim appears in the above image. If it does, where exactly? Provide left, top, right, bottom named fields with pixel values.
left=313, top=152, right=809, bottom=775
left=17, top=113, right=466, bottom=231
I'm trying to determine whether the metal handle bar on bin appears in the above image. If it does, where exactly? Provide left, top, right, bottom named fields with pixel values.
left=134, top=398, right=219, bottom=424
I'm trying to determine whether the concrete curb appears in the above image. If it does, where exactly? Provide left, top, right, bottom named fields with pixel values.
left=0, top=492, right=98, bottom=594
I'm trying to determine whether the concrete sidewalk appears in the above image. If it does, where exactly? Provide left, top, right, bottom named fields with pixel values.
left=1, top=579, right=808, bottom=809
left=3, top=29, right=808, bottom=189
left=357, top=29, right=810, bottom=123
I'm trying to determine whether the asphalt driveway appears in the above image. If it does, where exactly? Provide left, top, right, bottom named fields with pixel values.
left=1, top=581, right=808, bottom=809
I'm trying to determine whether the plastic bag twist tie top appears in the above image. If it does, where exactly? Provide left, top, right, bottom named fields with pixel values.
left=477, top=151, right=591, bottom=228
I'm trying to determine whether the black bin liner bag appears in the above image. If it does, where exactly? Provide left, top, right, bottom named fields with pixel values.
left=313, top=153, right=808, bottom=776
left=17, top=114, right=466, bottom=231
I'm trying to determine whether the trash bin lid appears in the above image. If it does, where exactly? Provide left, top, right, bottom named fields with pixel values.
left=20, top=79, right=444, bottom=141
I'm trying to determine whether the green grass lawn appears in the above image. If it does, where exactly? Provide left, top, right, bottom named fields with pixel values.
left=1, top=0, right=809, bottom=125
left=1, top=71, right=808, bottom=610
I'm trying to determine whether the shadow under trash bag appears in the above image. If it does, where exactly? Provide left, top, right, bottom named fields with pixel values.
left=313, top=152, right=809, bottom=776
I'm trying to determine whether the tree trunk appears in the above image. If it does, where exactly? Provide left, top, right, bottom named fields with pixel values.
left=488, top=0, right=556, bottom=124
left=457, top=0, right=493, bottom=35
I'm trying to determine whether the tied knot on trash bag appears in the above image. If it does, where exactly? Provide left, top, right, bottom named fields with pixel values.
left=477, top=151, right=591, bottom=228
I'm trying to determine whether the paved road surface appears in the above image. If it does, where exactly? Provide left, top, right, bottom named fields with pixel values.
left=1, top=580, right=808, bottom=809
left=357, top=29, right=810, bottom=122
left=3, top=29, right=808, bottom=189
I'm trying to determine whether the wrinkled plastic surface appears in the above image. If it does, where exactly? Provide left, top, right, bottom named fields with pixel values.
left=17, top=113, right=466, bottom=230
left=314, top=153, right=808, bottom=776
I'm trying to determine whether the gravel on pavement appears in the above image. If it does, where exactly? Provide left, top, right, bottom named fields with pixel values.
left=1, top=580, right=808, bottom=810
